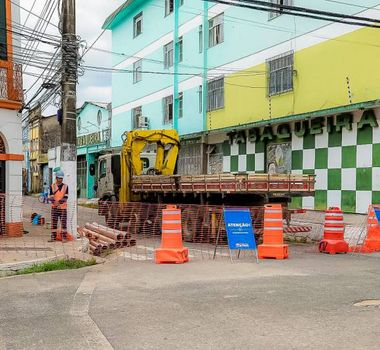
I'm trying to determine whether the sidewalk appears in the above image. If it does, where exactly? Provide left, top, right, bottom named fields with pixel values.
left=0, top=220, right=93, bottom=272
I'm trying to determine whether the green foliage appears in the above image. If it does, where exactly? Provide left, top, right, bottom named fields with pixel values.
left=15, top=258, right=96, bottom=275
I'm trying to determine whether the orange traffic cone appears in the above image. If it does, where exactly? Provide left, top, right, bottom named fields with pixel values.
left=363, top=205, right=380, bottom=252
left=319, top=207, right=348, bottom=254
left=155, top=205, right=189, bottom=264
left=258, top=204, right=288, bottom=260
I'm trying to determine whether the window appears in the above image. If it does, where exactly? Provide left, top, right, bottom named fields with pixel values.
left=99, top=160, right=107, bottom=178
left=198, top=25, right=203, bottom=53
left=268, top=51, right=294, bottom=96
left=133, top=59, right=142, bottom=83
left=207, top=77, right=224, bottom=111
left=198, top=85, right=202, bottom=113
left=165, top=0, right=183, bottom=16
left=77, top=116, right=81, bottom=131
left=133, top=12, right=143, bottom=37
left=97, top=110, right=102, bottom=125
left=132, top=106, right=142, bottom=129
left=141, top=157, right=150, bottom=170
left=164, top=41, right=174, bottom=68
left=269, top=0, right=293, bottom=20
left=179, top=36, right=183, bottom=62
left=178, top=92, right=183, bottom=118
left=209, top=13, right=224, bottom=48
left=165, top=0, right=173, bottom=16
left=163, top=95, right=173, bottom=124
left=163, top=39, right=181, bottom=68
left=0, top=0, right=6, bottom=60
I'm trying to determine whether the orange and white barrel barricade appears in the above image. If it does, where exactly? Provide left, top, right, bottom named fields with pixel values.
left=258, top=204, right=288, bottom=260
left=155, top=205, right=189, bottom=264
left=319, top=207, right=348, bottom=254
left=363, top=205, right=380, bottom=252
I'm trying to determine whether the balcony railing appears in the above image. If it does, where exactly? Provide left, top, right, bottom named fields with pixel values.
left=0, top=63, right=23, bottom=103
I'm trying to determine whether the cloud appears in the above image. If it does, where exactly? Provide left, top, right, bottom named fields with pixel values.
left=19, top=0, right=126, bottom=113
left=78, top=85, right=112, bottom=106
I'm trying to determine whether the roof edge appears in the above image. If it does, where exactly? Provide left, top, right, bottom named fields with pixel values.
left=102, top=1, right=132, bottom=30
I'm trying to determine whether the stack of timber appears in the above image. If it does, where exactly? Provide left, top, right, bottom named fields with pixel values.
left=80, top=223, right=136, bottom=256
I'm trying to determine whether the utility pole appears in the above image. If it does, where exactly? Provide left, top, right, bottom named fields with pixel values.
left=60, top=0, right=77, bottom=238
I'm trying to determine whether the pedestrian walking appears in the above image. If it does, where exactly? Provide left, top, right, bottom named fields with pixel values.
left=48, top=170, right=68, bottom=242
left=42, top=182, right=49, bottom=203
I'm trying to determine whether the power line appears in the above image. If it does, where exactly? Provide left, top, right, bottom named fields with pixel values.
left=204, top=0, right=380, bottom=28
left=21, top=0, right=58, bottom=72
left=238, top=0, right=380, bottom=24
left=19, top=0, right=38, bottom=32
left=322, top=0, right=380, bottom=12
left=84, top=0, right=380, bottom=79
left=225, top=81, right=266, bottom=89
left=10, top=0, right=60, bottom=29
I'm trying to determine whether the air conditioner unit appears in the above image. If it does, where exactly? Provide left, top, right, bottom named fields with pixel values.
left=137, top=116, right=149, bottom=129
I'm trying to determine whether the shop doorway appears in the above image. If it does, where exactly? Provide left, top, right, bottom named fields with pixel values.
left=77, top=156, right=87, bottom=198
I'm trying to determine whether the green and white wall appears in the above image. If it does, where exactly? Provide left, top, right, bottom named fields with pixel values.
left=220, top=106, right=380, bottom=213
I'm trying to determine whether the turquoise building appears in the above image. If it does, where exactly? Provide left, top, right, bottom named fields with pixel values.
left=102, top=1, right=380, bottom=213
left=76, top=102, right=111, bottom=198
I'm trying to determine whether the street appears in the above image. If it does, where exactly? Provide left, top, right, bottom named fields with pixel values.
left=22, top=195, right=104, bottom=228
left=1, top=251, right=380, bottom=349
left=2, top=0, right=380, bottom=349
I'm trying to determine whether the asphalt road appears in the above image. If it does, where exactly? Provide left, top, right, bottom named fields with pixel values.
left=1, top=250, right=380, bottom=349
left=23, top=195, right=104, bottom=228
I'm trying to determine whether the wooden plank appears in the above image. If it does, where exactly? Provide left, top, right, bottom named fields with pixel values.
left=132, top=174, right=316, bottom=194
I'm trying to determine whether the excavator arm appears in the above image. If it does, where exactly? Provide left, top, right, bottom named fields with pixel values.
left=119, top=130, right=180, bottom=202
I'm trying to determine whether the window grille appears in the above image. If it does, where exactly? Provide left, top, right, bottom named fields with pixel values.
left=268, top=52, right=294, bottom=96
left=207, top=78, right=224, bottom=111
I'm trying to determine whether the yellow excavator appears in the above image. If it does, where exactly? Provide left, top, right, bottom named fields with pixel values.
left=119, top=129, right=180, bottom=202
left=96, top=129, right=315, bottom=240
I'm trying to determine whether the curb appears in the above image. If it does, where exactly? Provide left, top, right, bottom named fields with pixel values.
left=0, top=255, right=66, bottom=272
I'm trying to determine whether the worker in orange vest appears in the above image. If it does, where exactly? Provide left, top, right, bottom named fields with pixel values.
left=48, top=170, right=68, bottom=242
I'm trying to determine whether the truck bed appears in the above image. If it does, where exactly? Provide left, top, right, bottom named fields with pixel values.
left=132, top=174, right=315, bottom=196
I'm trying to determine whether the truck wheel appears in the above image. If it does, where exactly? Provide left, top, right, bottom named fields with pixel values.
left=182, top=207, right=197, bottom=242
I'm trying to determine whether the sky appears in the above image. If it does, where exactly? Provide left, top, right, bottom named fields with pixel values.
left=19, top=0, right=126, bottom=115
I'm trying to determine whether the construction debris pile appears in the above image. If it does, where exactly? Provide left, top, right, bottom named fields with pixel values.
left=80, top=223, right=136, bottom=256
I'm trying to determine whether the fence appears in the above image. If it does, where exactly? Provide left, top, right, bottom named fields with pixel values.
left=0, top=195, right=374, bottom=270
left=0, top=194, right=89, bottom=273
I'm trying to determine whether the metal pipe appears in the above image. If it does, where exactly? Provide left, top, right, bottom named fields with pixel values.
left=82, top=228, right=117, bottom=245
left=85, top=223, right=124, bottom=241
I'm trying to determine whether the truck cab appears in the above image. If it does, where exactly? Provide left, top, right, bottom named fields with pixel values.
left=96, top=152, right=156, bottom=200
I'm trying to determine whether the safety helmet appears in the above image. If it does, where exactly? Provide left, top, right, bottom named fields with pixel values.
left=55, top=170, right=64, bottom=179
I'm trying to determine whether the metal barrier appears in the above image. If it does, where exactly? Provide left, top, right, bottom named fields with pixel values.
left=0, top=195, right=89, bottom=273
left=96, top=201, right=266, bottom=261
left=0, top=196, right=374, bottom=270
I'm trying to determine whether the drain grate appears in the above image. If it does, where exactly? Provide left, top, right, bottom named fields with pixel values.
left=354, top=300, right=380, bottom=307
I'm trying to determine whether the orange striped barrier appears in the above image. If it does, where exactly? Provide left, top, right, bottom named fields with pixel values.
left=155, top=205, right=189, bottom=264
left=362, top=205, right=380, bottom=252
left=319, top=207, right=348, bottom=254
left=258, top=204, right=288, bottom=260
